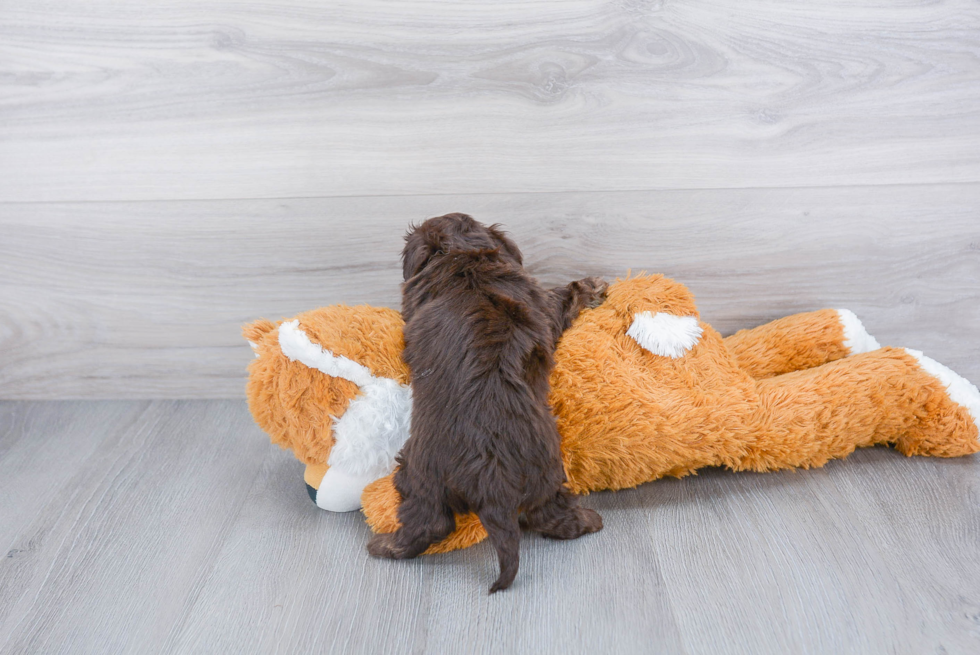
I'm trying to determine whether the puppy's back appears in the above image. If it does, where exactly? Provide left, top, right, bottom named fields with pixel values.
left=403, top=249, right=561, bottom=465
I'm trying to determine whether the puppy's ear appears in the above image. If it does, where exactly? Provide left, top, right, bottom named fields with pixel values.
left=487, top=224, right=524, bottom=266
left=401, top=223, right=444, bottom=280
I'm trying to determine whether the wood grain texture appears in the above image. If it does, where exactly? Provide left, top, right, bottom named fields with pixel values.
left=2, top=0, right=980, bottom=201
left=2, top=183, right=978, bottom=398
left=648, top=457, right=980, bottom=654
left=0, top=401, right=270, bottom=654
left=1, top=400, right=978, bottom=654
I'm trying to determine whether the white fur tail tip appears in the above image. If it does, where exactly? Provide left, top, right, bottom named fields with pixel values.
left=836, top=309, right=881, bottom=355
left=905, top=348, right=980, bottom=432
left=627, top=312, right=703, bottom=359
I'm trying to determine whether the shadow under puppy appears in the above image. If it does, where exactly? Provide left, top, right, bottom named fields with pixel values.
left=367, top=213, right=606, bottom=592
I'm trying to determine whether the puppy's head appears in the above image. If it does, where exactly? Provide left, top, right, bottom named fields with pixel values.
left=401, top=213, right=523, bottom=280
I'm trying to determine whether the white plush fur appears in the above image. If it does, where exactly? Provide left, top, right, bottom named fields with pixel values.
left=627, top=312, right=703, bottom=359
left=316, top=466, right=382, bottom=513
left=836, top=309, right=881, bottom=355
left=328, top=376, right=413, bottom=477
left=278, top=319, right=414, bottom=510
left=905, top=348, right=980, bottom=433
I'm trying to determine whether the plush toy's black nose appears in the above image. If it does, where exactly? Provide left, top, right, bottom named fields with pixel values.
left=306, top=483, right=318, bottom=503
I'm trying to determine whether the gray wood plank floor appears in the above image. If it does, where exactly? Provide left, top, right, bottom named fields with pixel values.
left=1, top=400, right=978, bottom=654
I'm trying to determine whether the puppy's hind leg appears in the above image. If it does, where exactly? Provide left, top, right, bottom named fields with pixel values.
left=476, top=506, right=522, bottom=594
left=367, top=494, right=456, bottom=560
left=524, top=489, right=603, bottom=540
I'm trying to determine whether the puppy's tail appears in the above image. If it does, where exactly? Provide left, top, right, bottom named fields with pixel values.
left=478, top=507, right=522, bottom=594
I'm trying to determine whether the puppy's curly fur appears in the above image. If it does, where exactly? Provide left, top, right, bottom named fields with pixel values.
left=366, top=213, right=605, bottom=593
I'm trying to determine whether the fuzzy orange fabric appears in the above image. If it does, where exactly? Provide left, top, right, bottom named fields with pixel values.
left=724, top=308, right=850, bottom=379
left=244, top=305, right=407, bottom=465
left=245, top=275, right=980, bottom=554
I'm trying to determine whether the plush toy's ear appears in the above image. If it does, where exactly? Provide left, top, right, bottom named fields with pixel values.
left=242, top=318, right=276, bottom=342
left=242, top=319, right=277, bottom=355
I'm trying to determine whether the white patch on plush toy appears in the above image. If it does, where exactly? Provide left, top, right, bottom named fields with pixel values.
left=905, top=348, right=980, bottom=432
left=279, top=320, right=375, bottom=387
left=627, top=312, right=703, bottom=359
left=277, top=319, right=413, bottom=510
left=836, top=309, right=881, bottom=355
left=247, top=340, right=260, bottom=358
left=328, top=376, right=412, bottom=477
left=315, top=466, right=383, bottom=513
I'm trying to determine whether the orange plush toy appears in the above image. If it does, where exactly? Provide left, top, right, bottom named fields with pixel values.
left=244, top=275, right=980, bottom=553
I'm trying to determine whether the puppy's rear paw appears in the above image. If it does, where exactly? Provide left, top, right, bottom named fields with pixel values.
left=576, top=507, right=603, bottom=534
left=367, top=533, right=399, bottom=559
left=541, top=507, right=603, bottom=540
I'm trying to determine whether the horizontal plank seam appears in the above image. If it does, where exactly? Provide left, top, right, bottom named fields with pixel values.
left=1, top=180, right=978, bottom=207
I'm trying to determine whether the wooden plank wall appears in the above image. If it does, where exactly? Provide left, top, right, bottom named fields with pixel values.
left=1, top=0, right=978, bottom=398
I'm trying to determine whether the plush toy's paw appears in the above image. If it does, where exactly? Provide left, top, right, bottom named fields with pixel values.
left=366, top=533, right=401, bottom=559
left=903, top=348, right=980, bottom=444
left=836, top=309, right=881, bottom=355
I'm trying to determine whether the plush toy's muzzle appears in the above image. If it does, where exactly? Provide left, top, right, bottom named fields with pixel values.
left=304, top=461, right=385, bottom=513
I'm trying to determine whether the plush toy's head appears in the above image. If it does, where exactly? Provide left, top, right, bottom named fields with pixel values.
left=243, top=305, right=412, bottom=512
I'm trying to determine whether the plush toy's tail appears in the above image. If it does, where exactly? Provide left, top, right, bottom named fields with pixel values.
left=739, top=347, right=980, bottom=472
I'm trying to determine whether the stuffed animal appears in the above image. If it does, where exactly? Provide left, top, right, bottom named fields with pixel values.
left=244, top=274, right=980, bottom=554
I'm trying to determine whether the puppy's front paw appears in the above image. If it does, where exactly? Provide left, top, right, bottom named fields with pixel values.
left=367, top=533, right=399, bottom=559
left=579, top=277, right=609, bottom=309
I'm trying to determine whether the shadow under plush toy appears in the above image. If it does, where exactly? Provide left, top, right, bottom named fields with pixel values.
left=244, top=274, right=980, bottom=554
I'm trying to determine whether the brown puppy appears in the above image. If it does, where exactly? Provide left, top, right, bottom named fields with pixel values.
left=366, top=213, right=605, bottom=592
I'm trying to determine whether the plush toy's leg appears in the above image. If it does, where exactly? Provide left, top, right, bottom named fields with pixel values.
left=739, top=347, right=980, bottom=472
left=523, top=489, right=603, bottom=540
left=366, top=493, right=457, bottom=560
left=724, top=309, right=881, bottom=380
